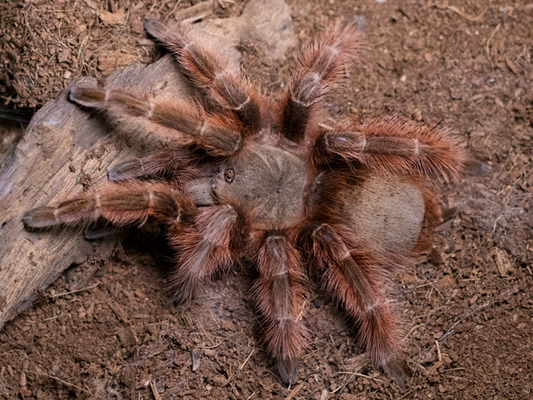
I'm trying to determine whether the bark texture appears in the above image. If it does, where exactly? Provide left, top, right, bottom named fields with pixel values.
left=0, top=56, right=193, bottom=329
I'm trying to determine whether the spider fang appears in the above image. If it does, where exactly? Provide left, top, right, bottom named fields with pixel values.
left=224, top=168, right=235, bottom=183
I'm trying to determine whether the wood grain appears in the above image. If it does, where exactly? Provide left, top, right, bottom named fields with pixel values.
left=0, top=56, right=193, bottom=329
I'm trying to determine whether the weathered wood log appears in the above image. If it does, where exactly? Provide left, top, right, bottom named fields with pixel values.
left=0, top=0, right=295, bottom=330
left=0, top=56, right=195, bottom=329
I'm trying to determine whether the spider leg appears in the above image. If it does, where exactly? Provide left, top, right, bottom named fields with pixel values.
left=144, top=18, right=264, bottom=133
left=312, top=116, right=466, bottom=182
left=168, top=204, right=244, bottom=304
left=108, top=147, right=200, bottom=182
left=301, top=222, right=407, bottom=384
left=109, top=153, right=215, bottom=207
left=70, top=85, right=243, bottom=157
left=23, top=181, right=182, bottom=229
left=279, top=21, right=363, bottom=143
left=251, top=230, right=307, bottom=384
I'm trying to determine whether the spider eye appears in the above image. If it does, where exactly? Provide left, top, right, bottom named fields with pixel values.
left=224, top=168, right=235, bottom=183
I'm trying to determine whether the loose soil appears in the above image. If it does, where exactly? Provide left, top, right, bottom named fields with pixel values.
left=1, top=0, right=532, bottom=399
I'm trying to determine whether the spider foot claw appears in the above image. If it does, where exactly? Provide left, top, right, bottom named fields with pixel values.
left=277, top=357, right=299, bottom=385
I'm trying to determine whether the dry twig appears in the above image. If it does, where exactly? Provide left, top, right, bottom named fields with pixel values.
left=150, top=380, right=162, bottom=400
left=239, top=347, right=255, bottom=370
left=485, top=23, right=502, bottom=66
left=26, top=370, right=92, bottom=395
left=430, top=4, right=488, bottom=21
left=48, top=282, right=100, bottom=298
left=284, top=383, right=304, bottom=400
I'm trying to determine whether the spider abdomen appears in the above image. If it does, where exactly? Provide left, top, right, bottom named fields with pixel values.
left=342, top=172, right=425, bottom=254
left=308, top=170, right=426, bottom=256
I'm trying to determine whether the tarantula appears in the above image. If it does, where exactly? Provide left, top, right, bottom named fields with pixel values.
left=23, top=18, right=465, bottom=384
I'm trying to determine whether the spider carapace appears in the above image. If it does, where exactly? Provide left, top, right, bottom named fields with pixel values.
left=24, top=18, right=465, bottom=385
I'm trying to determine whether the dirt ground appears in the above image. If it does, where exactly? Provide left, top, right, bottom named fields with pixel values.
left=1, top=0, right=532, bottom=399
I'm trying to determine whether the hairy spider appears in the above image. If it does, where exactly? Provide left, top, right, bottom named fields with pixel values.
left=23, top=18, right=465, bottom=384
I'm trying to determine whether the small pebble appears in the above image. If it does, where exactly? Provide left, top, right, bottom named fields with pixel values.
left=20, top=371, right=27, bottom=388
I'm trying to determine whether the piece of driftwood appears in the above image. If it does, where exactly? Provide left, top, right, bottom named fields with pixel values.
left=0, top=0, right=295, bottom=330
left=0, top=56, right=195, bottom=330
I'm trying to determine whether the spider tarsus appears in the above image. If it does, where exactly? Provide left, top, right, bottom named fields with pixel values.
left=276, top=357, right=299, bottom=385
left=69, top=85, right=106, bottom=108
left=381, top=357, right=410, bottom=387
left=22, top=206, right=57, bottom=229
left=83, top=225, right=120, bottom=241
left=143, top=17, right=169, bottom=42
left=108, top=159, right=142, bottom=182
